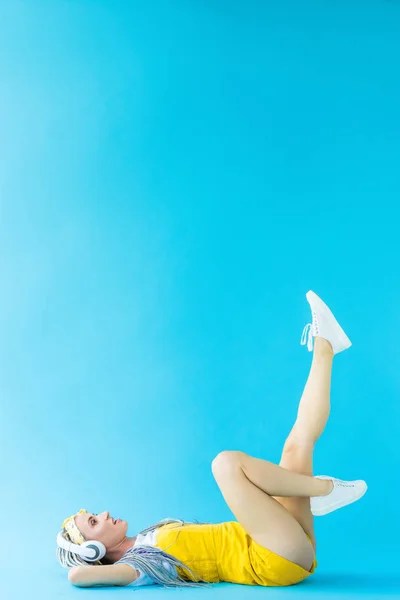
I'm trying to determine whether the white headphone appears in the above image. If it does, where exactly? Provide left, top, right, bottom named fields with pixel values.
left=56, top=531, right=106, bottom=562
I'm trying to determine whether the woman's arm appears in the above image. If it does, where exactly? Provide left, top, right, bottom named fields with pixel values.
left=68, top=564, right=140, bottom=587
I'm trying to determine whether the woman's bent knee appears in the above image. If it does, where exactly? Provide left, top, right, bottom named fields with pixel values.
left=212, top=451, right=245, bottom=473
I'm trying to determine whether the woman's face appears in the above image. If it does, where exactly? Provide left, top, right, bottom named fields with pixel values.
left=75, top=511, right=128, bottom=552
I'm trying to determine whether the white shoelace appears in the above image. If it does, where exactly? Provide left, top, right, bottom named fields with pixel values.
left=300, top=323, right=314, bottom=351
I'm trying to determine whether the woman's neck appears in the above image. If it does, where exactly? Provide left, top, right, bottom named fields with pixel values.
left=106, top=535, right=137, bottom=563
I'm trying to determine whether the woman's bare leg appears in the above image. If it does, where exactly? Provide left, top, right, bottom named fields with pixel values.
left=244, top=336, right=334, bottom=552
left=286, top=336, right=334, bottom=444
left=211, top=337, right=335, bottom=568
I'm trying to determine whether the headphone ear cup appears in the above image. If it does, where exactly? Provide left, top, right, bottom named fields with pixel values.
left=82, top=540, right=107, bottom=561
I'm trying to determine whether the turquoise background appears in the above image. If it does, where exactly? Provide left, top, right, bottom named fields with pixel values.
left=1, top=1, right=399, bottom=598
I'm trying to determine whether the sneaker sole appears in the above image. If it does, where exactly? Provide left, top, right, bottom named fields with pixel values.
left=306, top=290, right=352, bottom=354
left=312, top=480, right=368, bottom=516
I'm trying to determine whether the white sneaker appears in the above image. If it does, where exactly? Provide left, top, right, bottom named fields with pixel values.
left=300, top=290, right=352, bottom=355
left=311, top=475, right=368, bottom=516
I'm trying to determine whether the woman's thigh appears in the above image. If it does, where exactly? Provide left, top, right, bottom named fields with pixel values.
left=271, top=439, right=316, bottom=552
left=212, top=453, right=315, bottom=571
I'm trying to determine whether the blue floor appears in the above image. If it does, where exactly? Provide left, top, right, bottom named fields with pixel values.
left=1, top=1, right=400, bottom=599
left=5, top=565, right=400, bottom=598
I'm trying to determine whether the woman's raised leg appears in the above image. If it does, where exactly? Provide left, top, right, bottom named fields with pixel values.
left=212, top=335, right=334, bottom=569
left=271, top=336, right=334, bottom=552
left=212, top=337, right=334, bottom=570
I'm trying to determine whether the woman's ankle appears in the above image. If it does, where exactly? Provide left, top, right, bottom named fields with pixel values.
left=314, top=478, right=334, bottom=497
left=314, top=337, right=334, bottom=357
